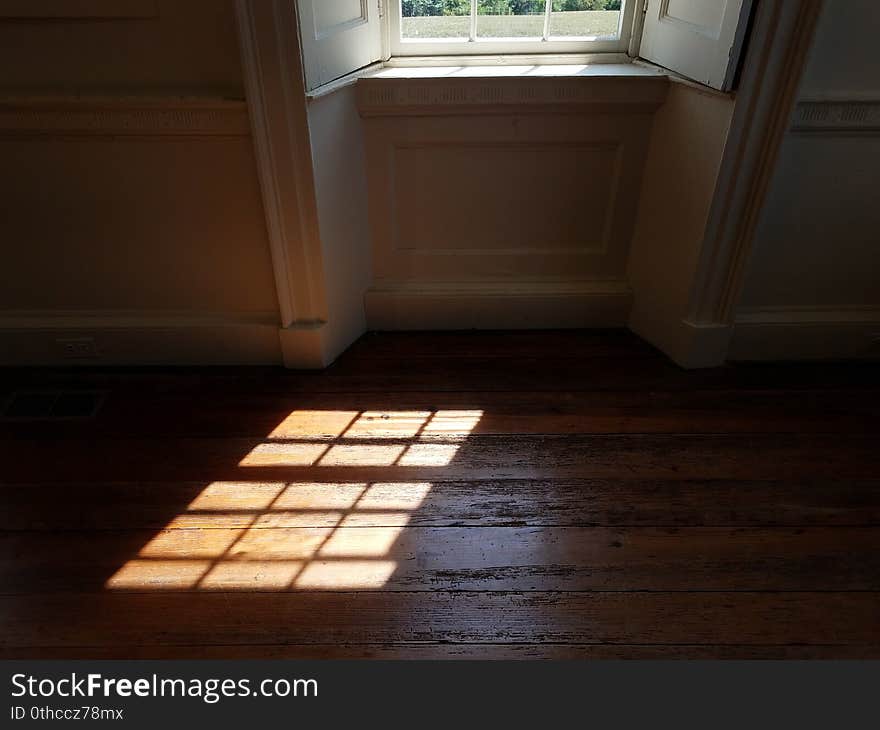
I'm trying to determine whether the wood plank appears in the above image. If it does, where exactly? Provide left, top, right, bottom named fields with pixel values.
left=2, top=592, right=877, bottom=647
left=2, top=527, right=877, bottom=593
left=4, top=644, right=878, bottom=660
left=4, top=359, right=879, bottom=394
left=323, top=352, right=880, bottom=385
left=2, top=333, right=879, bottom=660
left=4, top=479, right=878, bottom=530
left=5, top=388, right=879, bottom=439
left=2, top=433, right=877, bottom=482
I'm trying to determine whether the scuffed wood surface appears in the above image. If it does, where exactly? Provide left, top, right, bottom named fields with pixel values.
left=2, top=331, right=878, bottom=658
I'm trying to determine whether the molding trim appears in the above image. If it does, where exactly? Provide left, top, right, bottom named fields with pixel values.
left=792, top=99, right=880, bottom=133
left=0, top=0, right=157, bottom=19
left=735, top=305, right=880, bottom=324
left=629, top=315, right=732, bottom=370
left=278, top=323, right=330, bottom=370
left=365, top=280, right=633, bottom=330
left=236, top=0, right=345, bottom=368
left=0, top=310, right=282, bottom=366
left=0, top=310, right=279, bottom=329
left=730, top=306, right=880, bottom=361
left=235, top=0, right=326, bottom=327
left=686, top=0, right=824, bottom=328
left=0, top=98, right=250, bottom=136
left=356, top=75, right=669, bottom=117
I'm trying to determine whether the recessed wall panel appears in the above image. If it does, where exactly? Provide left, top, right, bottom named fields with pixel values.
left=393, top=143, right=618, bottom=254
left=365, top=113, right=651, bottom=281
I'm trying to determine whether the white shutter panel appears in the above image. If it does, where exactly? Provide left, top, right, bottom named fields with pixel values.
left=639, top=0, right=753, bottom=91
left=297, top=0, right=383, bottom=91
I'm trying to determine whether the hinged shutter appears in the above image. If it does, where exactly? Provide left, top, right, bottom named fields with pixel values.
left=297, top=0, right=383, bottom=91
left=639, top=0, right=753, bottom=91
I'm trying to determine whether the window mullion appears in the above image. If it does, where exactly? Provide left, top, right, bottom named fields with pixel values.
left=542, top=0, right=551, bottom=41
left=470, top=0, right=477, bottom=42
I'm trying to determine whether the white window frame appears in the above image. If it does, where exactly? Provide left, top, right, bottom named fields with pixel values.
left=388, top=0, right=639, bottom=58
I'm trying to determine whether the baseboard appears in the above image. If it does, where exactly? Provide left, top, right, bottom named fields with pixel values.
left=365, top=281, right=632, bottom=330
left=629, top=313, right=732, bottom=369
left=278, top=322, right=329, bottom=369
left=730, top=306, right=880, bottom=361
left=13, top=304, right=872, bottom=367
left=0, top=311, right=282, bottom=366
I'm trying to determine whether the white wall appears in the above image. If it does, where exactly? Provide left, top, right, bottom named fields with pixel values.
left=306, top=85, right=373, bottom=361
left=0, top=133, right=277, bottom=316
left=795, top=0, right=880, bottom=97
left=357, top=71, right=668, bottom=329
left=0, top=0, right=283, bottom=365
left=627, top=81, right=735, bottom=365
left=731, top=0, right=880, bottom=360
left=0, top=0, right=243, bottom=95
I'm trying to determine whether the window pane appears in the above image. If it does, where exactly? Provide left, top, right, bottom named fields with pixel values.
left=549, top=0, right=621, bottom=38
left=401, top=0, right=471, bottom=40
left=477, top=0, right=545, bottom=39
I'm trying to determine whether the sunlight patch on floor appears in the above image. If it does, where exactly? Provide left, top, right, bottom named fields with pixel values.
left=106, top=410, right=482, bottom=591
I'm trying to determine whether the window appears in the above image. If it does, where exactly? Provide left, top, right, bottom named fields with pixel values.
left=390, top=1, right=637, bottom=57
left=295, top=0, right=751, bottom=92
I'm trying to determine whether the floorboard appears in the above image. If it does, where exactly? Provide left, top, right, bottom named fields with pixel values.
left=5, top=644, right=878, bottom=660
left=1, top=330, right=878, bottom=659
left=3, top=479, right=878, bottom=530
left=2, top=592, right=876, bottom=648
left=3, top=527, right=878, bottom=593
left=5, top=389, right=879, bottom=439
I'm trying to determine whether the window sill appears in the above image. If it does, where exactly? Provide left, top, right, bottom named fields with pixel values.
left=373, top=60, right=663, bottom=80
left=308, top=57, right=669, bottom=109
left=353, top=60, right=669, bottom=117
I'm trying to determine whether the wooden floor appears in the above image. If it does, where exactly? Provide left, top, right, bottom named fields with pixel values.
left=1, top=331, right=879, bottom=659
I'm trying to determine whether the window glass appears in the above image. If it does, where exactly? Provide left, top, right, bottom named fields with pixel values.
left=476, top=1, right=544, bottom=40
left=401, top=0, right=471, bottom=40
left=397, top=0, right=628, bottom=48
left=548, top=1, right=622, bottom=39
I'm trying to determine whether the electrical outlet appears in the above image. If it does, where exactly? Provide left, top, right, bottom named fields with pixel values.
left=56, top=337, right=99, bottom=359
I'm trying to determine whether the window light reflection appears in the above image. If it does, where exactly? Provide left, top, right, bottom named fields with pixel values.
left=106, top=410, right=482, bottom=592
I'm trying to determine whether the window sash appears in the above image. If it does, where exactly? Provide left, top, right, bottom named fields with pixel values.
left=390, top=1, right=635, bottom=57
